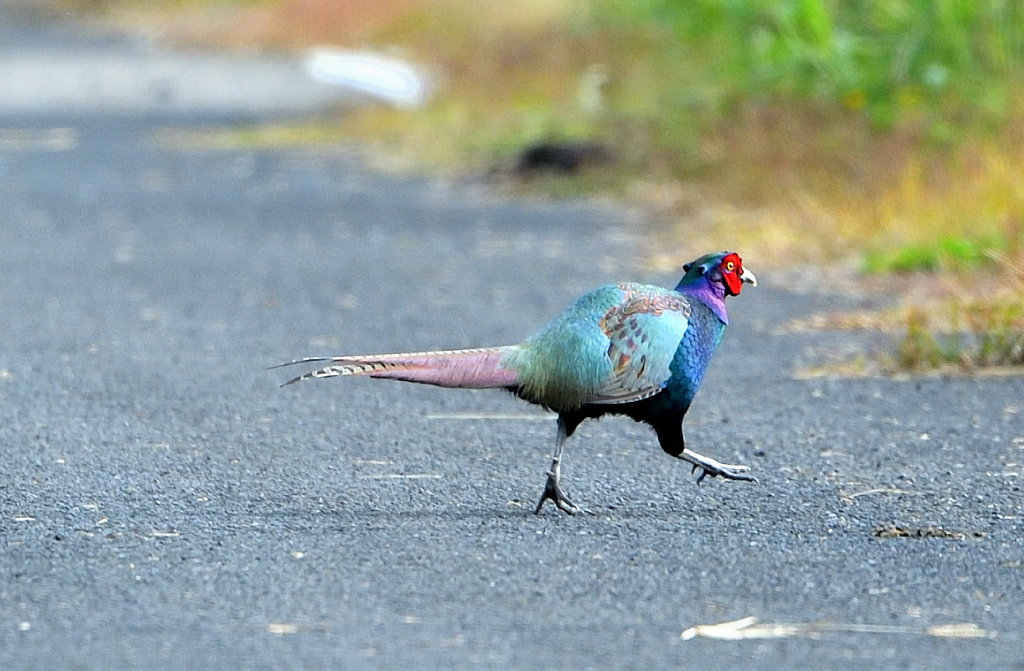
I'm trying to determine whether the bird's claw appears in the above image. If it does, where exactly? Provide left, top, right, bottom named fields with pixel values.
left=695, top=463, right=756, bottom=484
left=534, top=471, right=585, bottom=515
left=685, top=452, right=756, bottom=485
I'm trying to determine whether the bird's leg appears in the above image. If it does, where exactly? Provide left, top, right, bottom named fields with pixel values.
left=534, top=417, right=582, bottom=515
left=678, top=448, right=756, bottom=485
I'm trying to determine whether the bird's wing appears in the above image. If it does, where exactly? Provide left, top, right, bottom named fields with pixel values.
left=588, top=285, right=691, bottom=404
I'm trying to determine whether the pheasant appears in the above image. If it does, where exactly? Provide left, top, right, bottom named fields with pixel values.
left=277, top=251, right=757, bottom=514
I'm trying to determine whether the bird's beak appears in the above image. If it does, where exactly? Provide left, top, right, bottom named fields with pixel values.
left=740, top=267, right=757, bottom=287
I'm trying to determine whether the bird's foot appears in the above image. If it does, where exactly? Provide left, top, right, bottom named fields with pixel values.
left=534, top=470, right=583, bottom=515
left=680, top=448, right=756, bottom=485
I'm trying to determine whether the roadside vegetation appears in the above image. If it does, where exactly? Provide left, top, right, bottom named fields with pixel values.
left=47, top=0, right=1024, bottom=372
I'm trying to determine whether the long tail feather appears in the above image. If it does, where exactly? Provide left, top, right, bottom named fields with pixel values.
left=278, top=346, right=521, bottom=389
left=271, top=357, right=335, bottom=369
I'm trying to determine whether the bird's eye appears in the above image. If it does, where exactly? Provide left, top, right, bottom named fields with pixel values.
left=725, top=261, right=735, bottom=272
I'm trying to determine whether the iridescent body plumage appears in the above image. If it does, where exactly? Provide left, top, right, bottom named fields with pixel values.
left=278, top=251, right=757, bottom=514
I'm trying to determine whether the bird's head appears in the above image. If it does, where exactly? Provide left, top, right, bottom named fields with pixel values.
left=678, top=251, right=757, bottom=297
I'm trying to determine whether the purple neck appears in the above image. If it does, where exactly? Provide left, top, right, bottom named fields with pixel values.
left=676, top=279, right=729, bottom=324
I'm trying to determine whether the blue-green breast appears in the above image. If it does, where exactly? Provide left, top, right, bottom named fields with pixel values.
left=659, top=299, right=726, bottom=413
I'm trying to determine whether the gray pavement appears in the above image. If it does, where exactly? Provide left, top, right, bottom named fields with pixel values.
left=0, top=2, right=354, bottom=119
left=0, top=5, right=1022, bottom=670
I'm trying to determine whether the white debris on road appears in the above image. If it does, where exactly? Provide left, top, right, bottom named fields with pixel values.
left=305, top=49, right=430, bottom=108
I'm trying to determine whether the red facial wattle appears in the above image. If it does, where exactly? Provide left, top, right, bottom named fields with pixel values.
left=721, top=253, right=744, bottom=296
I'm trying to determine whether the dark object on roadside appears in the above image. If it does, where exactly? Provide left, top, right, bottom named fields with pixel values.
left=515, top=141, right=613, bottom=175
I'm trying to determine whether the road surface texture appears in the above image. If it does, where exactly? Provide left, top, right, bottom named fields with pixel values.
left=0, top=4, right=1021, bottom=670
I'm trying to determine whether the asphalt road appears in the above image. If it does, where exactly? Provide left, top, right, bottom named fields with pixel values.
left=1, top=6, right=1022, bottom=670
left=0, top=2, right=350, bottom=119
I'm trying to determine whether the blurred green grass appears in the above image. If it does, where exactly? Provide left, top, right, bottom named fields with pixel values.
left=622, top=0, right=1024, bottom=133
